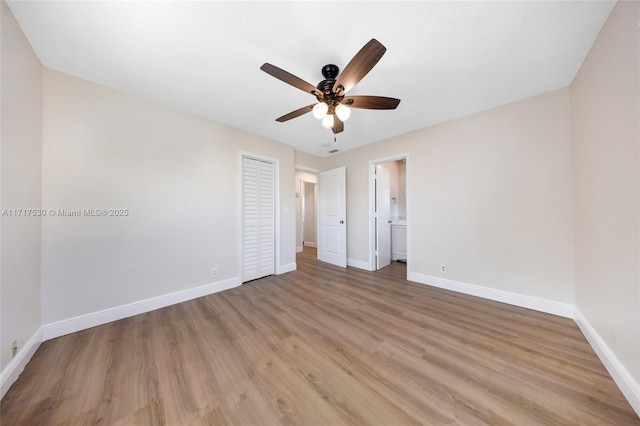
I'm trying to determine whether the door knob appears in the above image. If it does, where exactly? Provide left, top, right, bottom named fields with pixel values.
left=339, top=220, right=344, bottom=224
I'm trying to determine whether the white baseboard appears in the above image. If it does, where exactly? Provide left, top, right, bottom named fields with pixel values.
left=574, top=308, right=640, bottom=416
left=277, top=263, right=296, bottom=274
left=42, top=277, right=240, bottom=341
left=348, top=258, right=373, bottom=271
left=1, top=327, right=42, bottom=400
left=296, top=246, right=303, bottom=253
left=303, top=241, right=317, bottom=248
left=408, top=272, right=574, bottom=318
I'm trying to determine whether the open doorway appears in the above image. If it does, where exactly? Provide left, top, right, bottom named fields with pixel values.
left=301, top=181, right=317, bottom=249
left=295, top=169, right=318, bottom=253
left=370, top=155, right=408, bottom=272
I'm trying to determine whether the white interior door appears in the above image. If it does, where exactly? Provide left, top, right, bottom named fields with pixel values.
left=242, top=156, right=275, bottom=282
left=376, top=165, right=391, bottom=269
left=318, top=167, right=347, bottom=267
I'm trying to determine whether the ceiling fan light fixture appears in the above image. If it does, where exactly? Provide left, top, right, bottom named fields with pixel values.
left=260, top=39, right=400, bottom=136
left=322, top=114, right=334, bottom=129
left=312, top=102, right=329, bottom=119
left=335, top=103, right=351, bottom=121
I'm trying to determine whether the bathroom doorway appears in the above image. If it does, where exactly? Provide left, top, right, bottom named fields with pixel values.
left=370, top=155, right=408, bottom=271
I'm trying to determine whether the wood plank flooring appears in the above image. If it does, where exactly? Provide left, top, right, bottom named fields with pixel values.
left=2, top=248, right=639, bottom=425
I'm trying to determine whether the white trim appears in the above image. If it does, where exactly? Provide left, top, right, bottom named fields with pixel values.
left=296, top=246, right=303, bottom=253
left=276, top=263, right=296, bottom=274
left=42, top=277, right=240, bottom=341
left=303, top=241, right=317, bottom=248
left=347, top=258, right=374, bottom=271
left=273, top=158, right=282, bottom=278
left=237, top=153, right=244, bottom=286
left=1, top=327, right=42, bottom=399
left=408, top=272, right=574, bottom=318
left=405, top=157, right=411, bottom=276
left=295, top=164, right=321, bottom=173
left=368, top=162, right=376, bottom=269
left=574, top=308, right=640, bottom=416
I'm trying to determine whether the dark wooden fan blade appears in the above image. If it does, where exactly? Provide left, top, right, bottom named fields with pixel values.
left=332, top=116, right=344, bottom=134
left=334, top=39, right=386, bottom=95
left=261, top=63, right=321, bottom=97
left=276, top=104, right=315, bottom=122
left=342, top=95, right=401, bottom=110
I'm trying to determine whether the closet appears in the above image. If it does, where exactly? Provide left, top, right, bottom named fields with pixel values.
left=242, top=156, right=275, bottom=282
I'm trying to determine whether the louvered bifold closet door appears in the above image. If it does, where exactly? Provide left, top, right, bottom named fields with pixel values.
left=242, top=156, right=275, bottom=282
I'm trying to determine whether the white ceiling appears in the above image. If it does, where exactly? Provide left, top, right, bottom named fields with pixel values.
left=8, top=1, right=614, bottom=157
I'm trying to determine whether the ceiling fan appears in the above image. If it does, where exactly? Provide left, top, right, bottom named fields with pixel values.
left=260, top=39, right=401, bottom=134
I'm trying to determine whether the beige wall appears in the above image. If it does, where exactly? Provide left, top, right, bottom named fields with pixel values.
left=0, top=0, right=43, bottom=371
left=294, top=150, right=324, bottom=171
left=571, top=0, right=640, bottom=384
left=323, top=88, right=575, bottom=304
left=41, top=69, right=296, bottom=324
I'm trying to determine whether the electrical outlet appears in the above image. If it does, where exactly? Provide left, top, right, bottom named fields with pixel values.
left=11, top=339, right=17, bottom=358
left=211, top=268, right=218, bottom=278
left=440, top=264, right=447, bottom=273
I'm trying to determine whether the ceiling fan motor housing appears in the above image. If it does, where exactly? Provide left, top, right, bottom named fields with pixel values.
left=318, top=64, right=340, bottom=95
left=321, top=64, right=339, bottom=79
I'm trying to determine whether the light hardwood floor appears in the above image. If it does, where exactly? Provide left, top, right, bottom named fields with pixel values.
left=2, top=248, right=639, bottom=425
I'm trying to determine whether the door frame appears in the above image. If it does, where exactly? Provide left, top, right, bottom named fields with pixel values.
left=301, top=180, right=318, bottom=249
left=368, top=153, right=409, bottom=275
left=238, top=152, right=280, bottom=282
left=295, top=165, right=320, bottom=253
